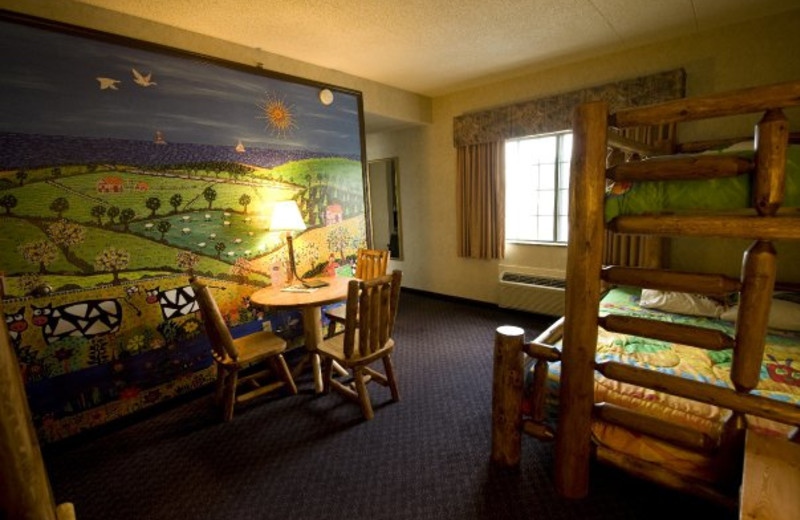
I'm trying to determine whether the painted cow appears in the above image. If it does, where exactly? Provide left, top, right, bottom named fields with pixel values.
left=31, top=300, right=122, bottom=344
left=5, top=307, right=28, bottom=347
left=146, top=285, right=198, bottom=320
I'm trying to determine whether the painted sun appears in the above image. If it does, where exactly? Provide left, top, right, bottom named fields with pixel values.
left=257, top=93, right=296, bottom=137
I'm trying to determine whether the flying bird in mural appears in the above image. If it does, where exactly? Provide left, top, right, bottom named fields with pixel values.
left=96, top=77, right=121, bottom=90
left=132, top=67, right=157, bottom=87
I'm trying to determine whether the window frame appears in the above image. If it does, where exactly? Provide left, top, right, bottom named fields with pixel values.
left=504, top=130, right=572, bottom=246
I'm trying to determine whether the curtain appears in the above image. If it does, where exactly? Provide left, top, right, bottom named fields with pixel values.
left=456, top=142, right=505, bottom=259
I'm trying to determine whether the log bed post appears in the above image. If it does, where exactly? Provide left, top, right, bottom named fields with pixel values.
left=491, top=325, right=525, bottom=466
left=555, top=101, right=608, bottom=498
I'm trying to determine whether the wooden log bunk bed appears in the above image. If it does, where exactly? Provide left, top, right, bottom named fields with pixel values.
left=491, top=80, right=800, bottom=507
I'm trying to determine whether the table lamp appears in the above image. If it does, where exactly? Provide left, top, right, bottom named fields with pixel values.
left=267, top=200, right=306, bottom=285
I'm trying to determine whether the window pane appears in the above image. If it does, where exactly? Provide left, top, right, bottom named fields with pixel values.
left=558, top=189, right=569, bottom=216
left=537, top=216, right=554, bottom=241
left=537, top=163, right=555, bottom=189
left=537, top=190, right=555, bottom=215
left=560, top=133, right=573, bottom=159
left=558, top=161, right=570, bottom=187
left=557, top=216, right=569, bottom=242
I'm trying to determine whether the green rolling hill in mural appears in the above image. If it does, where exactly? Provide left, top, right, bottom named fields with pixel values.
left=0, top=157, right=365, bottom=297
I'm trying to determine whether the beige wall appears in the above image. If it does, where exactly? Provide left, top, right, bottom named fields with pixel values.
left=370, top=9, right=800, bottom=302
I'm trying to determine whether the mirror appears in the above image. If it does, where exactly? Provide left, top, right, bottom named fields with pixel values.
left=368, top=157, right=402, bottom=259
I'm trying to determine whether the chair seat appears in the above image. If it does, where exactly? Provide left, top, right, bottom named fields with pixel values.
left=318, top=332, right=394, bottom=366
left=324, top=305, right=346, bottom=324
left=229, top=330, right=287, bottom=365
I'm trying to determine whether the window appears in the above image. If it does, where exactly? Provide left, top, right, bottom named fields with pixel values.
left=505, top=132, right=572, bottom=244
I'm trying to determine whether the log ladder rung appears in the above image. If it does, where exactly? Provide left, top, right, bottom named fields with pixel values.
left=599, top=315, right=734, bottom=351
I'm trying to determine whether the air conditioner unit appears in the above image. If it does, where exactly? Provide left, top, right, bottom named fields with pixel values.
left=497, top=265, right=566, bottom=316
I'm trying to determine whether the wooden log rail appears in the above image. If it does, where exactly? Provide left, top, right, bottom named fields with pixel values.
left=598, top=315, right=734, bottom=351
left=608, top=154, right=753, bottom=182
left=610, top=80, right=800, bottom=128
left=601, top=266, right=741, bottom=295
left=593, top=402, right=716, bottom=453
left=609, top=214, right=800, bottom=240
left=596, top=361, right=800, bottom=428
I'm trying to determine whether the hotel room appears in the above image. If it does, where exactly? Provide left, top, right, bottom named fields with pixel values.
left=2, top=1, right=800, bottom=519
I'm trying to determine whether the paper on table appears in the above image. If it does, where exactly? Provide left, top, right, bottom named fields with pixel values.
left=280, top=285, right=319, bottom=293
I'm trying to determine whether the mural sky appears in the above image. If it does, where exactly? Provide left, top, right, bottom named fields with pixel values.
left=0, top=19, right=362, bottom=157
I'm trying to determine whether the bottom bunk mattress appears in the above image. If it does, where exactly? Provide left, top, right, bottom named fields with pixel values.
left=524, top=286, right=800, bottom=483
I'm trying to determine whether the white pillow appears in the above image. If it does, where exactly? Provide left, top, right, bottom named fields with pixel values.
left=639, top=289, right=725, bottom=318
left=720, top=298, right=800, bottom=332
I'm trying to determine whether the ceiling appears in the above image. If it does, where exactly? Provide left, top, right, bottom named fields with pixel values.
left=72, top=0, right=798, bottom=98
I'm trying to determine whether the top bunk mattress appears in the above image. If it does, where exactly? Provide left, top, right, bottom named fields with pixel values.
left=605, top=144, right=800, bottom=222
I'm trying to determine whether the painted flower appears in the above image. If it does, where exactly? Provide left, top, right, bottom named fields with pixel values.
left=182, top=320, right=199, bottom=334
left=126, top=335, right=145, bottom=353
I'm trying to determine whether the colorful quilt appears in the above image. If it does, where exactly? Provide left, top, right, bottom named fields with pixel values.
left=525, top=287, right=800, bottom=481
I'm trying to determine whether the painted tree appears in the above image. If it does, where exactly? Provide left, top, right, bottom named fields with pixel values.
left=15, top=170, right=27, bottom=186
left=90, top=205, right=106, bottom=225
left=18, top=273, right=44, bottom=295
left=51, top=167, right=62, bottom=179
left=0, top=194, right=17, bottom=215
left=214, top=241, right=226, bottom=259
left=50, top=197, right=69, bottom=218
left=295, top=242, right=320, bottom=277
left=326, top=226, right=353, bottom=262
left=119, top=208, right=135, bottom=231
left=48, top=220, right=86, bottom=255
left=176, top=250, right=199, bottom=275
left=18, top=240, right=58, bottom=273
left=169, top=193, right=183, bottom=213
left=106, top=205, right=120, bottom=224
left=203, top=186, right=217, bottom=209
left=157, top=220, right=172, bottom=241
left=145, top=196, right=161, bottom=217
left=94, top=247, right=130, bottom=285
left=239, top=193, right=252, bottom=213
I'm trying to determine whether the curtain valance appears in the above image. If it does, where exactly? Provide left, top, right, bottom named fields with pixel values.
left=453, top=69, right=685, bottom=147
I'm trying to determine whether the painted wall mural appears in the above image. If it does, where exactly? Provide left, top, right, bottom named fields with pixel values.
left=0, top=13, right=368, bottom=441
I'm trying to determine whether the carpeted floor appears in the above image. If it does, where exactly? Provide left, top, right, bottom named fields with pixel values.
left=44, top=291, right=735, bottom=520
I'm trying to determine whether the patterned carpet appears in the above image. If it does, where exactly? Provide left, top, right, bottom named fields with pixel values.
left=44, top=290, right=735, bottom=520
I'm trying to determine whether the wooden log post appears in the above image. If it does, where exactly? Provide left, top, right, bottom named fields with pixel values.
left=491, top=325, right=525, bottom=466
left=754, top=109, right=788, bottom=216
left=556, top=100, right=608, bottom=498
left=732, top=241, right=777, bottom=392
left=714, top=411, right=748, bottom=493
left=530, top=359, right=549, bottom=425
left=0, top=318, right=65, bottom=520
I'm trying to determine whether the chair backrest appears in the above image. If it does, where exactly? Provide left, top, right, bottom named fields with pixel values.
left=355, top=248, right=389, bottom=280
left=191, top=278, right=239, bottom=362
left=342, top=270, right=402, bottom=359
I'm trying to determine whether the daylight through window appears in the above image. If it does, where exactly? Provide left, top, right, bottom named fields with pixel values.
left=505, top=132, right=572, bottom=244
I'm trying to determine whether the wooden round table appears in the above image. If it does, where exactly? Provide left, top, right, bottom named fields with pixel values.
left=250, top=277, right=352, bottom=392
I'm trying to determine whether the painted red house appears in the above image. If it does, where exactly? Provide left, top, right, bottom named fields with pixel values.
left=96, top=176, right=124, bottom=193
left=325, top=202, right=343, bottom=225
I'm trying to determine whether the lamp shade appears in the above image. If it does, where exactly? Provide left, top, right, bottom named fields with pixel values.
left=267, top=200, right=306, bottom=232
